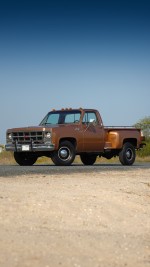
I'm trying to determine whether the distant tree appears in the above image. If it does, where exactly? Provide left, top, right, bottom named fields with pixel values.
left=134, top=116, right=150, bottom=157
left=134, top=116, right=150, bottom=139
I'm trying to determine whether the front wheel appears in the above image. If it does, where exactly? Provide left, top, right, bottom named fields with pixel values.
left=80, top=153, right=97, bottom=165
left=14, top=152, right=37, bottom=166
left=119, top=143, right=136, bottom=166
left=51, top=141, right=75, bottom=166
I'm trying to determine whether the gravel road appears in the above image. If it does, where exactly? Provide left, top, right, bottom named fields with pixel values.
left=0, top=164, right=150, bottom=267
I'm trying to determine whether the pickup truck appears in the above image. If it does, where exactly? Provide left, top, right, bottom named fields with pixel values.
left=5, top=108, right=145, bottom=166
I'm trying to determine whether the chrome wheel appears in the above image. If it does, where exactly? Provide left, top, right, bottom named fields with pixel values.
left=58, top=147, right=71, bottom=161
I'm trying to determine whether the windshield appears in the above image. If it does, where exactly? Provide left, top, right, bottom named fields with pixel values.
left=40, top=110, right=81, bottom=125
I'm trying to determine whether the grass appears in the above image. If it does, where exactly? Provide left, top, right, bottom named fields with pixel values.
left=0, top=150, right=150, bottom=165
left=0, top=151, right=16, bottom=165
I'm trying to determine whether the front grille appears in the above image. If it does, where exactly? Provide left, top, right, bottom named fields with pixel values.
left=12, top=131, right=43, bottom=144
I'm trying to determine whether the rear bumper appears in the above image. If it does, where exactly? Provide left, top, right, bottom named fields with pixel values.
left=5, top=143, right=55, bottom=152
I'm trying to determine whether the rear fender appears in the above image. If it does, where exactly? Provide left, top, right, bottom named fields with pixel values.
left=107, top=131, right=120, bottom=148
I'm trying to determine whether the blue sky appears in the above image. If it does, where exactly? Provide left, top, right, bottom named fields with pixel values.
left=0, top=0, right=150, bottom=144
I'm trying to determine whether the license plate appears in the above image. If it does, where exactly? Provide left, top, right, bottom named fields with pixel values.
left=22, top=145, right=30, bottom=151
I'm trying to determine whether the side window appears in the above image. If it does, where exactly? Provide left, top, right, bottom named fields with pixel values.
left=82, top=112, right=98, bottom=124
left=65, top=113, right=81, bottom=123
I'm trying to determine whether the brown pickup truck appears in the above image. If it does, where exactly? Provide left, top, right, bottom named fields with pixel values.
left=5, top=108, right=145, bottom=166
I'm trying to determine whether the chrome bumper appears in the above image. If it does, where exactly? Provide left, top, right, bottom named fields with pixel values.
left=5, top=143, right=55, bottom=152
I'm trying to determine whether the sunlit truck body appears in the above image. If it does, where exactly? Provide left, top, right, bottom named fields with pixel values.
left=5, top=108, right=145, bottom=166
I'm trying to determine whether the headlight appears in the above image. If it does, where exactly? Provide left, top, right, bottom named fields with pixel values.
left=45, top=132, right=51, bottom=138
left=8, top=133, right=12, bottom=140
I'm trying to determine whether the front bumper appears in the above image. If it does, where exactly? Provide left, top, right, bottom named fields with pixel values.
left=5, top=143, right=55, bottom=152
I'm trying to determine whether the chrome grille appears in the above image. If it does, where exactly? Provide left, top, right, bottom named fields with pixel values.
left=12, top=131, right=43, bottom=144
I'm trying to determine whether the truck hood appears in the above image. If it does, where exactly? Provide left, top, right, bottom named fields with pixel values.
left=7, top=124, right=68, bottom=132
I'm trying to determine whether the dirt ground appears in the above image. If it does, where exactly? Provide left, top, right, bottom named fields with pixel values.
left=0, top=168, right=150, bottom=267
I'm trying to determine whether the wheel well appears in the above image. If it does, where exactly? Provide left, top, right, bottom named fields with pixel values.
left=59, top=138, right=77, bottom=148
left=123, top=138, right=137, bottom=147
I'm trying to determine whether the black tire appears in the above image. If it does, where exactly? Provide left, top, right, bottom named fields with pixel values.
left=80, top=153, right=97, bottom=165
left=119, top=142, right=136, bottom=166
left=14, top=152, right=37, bottom=166
left=51, top=141, right=75, bottom=166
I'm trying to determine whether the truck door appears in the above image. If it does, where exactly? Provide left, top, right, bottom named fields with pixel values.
left=82, top=111, right=105, bottom=152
